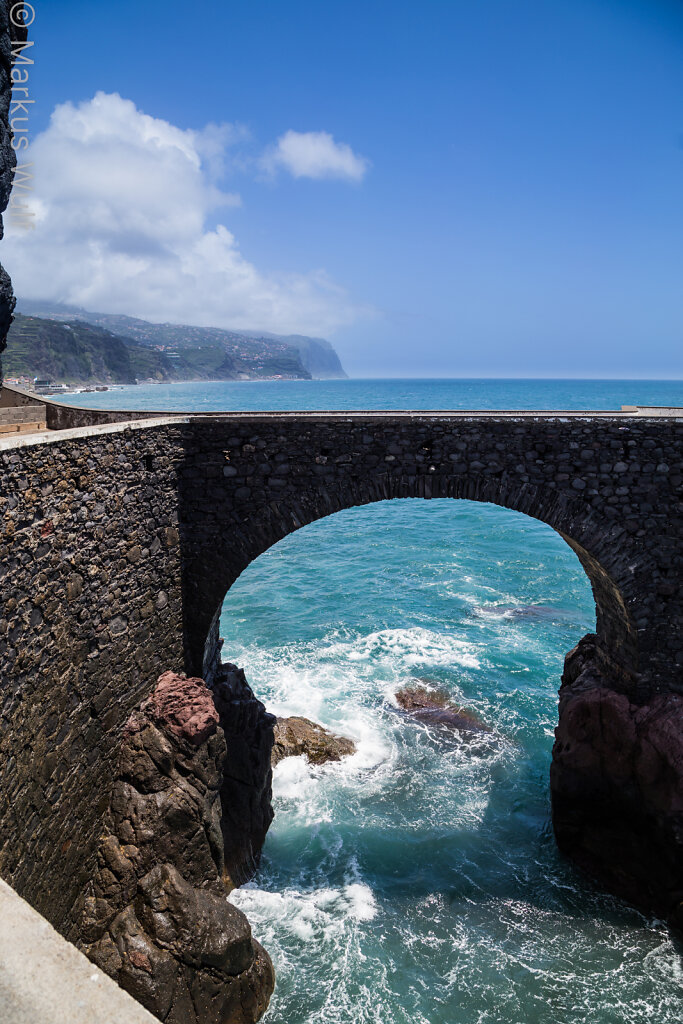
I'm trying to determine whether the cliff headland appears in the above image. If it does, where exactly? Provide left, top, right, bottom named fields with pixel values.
left=8, top=300, right=347, bottom=385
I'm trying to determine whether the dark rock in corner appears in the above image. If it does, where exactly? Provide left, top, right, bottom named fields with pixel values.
left=272, top=716, right=357, bottom=768
left=551, top=635, right=683, bottom=931
left=79, top=670, right=275, bottom=1024
left=395, top=685, right=493, bottom=736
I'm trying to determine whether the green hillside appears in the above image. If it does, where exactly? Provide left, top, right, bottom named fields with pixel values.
left=4, top=315, right=174, bottom=384
left=16, top=300, right=336, bottom=377
left=4, top=313, right=312, bottom=385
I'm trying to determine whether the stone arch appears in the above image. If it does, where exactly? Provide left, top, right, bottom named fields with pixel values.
left=175, top=415, right=682, bottom=929
left=183, top=472, right=637, bottom=691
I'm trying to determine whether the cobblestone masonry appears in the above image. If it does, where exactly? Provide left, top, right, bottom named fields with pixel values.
left=0, top=423, right=187, bottom=935
left=0, top=411, right=682, bottom=960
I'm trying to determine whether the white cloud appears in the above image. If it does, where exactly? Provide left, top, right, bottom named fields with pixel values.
left=3, top=93, right=366, bottom=335
left=263, top=130, right=370, bottom=182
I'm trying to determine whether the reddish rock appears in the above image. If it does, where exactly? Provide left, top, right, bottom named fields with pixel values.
left=551, top=635, right=683, bottom=929
left=143, top=671, right=219, bottom=747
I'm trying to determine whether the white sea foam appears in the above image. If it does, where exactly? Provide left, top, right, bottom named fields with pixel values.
left=331, top=627, right=481, bottom=670
left=344, top=882, right=378, bottom=921
left=228, top=879, right=378, bottom=946
left=271, top=754, right=327, bottom=813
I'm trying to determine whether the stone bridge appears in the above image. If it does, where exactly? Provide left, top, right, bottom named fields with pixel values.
left=175, top=410, right=680, bottom=691
left=0, top=405, right=682, bottom=1021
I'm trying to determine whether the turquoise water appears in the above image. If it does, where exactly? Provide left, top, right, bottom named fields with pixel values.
left=63, top=380, right=683, bottom=1022
left=222, top=502, right=682, bottom=1024
left=54, top=376, right=683, bottom=413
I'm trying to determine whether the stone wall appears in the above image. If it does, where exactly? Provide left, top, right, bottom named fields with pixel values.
left=0, top=422, right=187, bottom=932
left=175, top=411, right=683, bottom=928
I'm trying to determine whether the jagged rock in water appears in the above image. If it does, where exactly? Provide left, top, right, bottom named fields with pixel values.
left=272, top=716, right=356, bottom=767
left=551, top=635, right=683, bottom=930
left=79, top=670, right=275, bottom=1024
left=395, top=685, right=494, bottom=736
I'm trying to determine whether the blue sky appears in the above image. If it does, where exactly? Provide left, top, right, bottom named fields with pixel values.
left=6, top=0, right=683, bottom=376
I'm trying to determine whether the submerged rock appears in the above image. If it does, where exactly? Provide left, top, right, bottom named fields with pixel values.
left=272, top=716, right=356, bottom=767
left=80, top=670, right=275, bottom=1024
left=394, top=685, right=494, bottom=736
left=474, top=603, right=564, bottom=621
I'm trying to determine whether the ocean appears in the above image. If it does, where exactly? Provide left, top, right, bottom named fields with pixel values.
left=57, top=376, right=683, bottom=414
left=56, top=379, right=683, bottom=1023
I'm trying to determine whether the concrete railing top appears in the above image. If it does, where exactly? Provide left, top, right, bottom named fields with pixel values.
left=0, top=415, right=190, bottom=451
left=0, top=877, right=157, bottom=1024
left=619, top=405, right=683, bottom=416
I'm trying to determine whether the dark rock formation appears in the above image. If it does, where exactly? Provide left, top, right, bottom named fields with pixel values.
left=0, top=262, right=12, bottom=357
left=210, top=664, right=276, bottom=889
left=0, top=2, right=28, bottom=371
left=79, top=671, right=275, bottom=1024
left=395, top=685, right=494, bottom=736
left=271, top=716, right=356, bottom=768
left=551, top=635, right=683, bottom=929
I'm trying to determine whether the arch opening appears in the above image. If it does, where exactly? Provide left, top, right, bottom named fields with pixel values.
left=187, top=482, right=635, bottom=692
